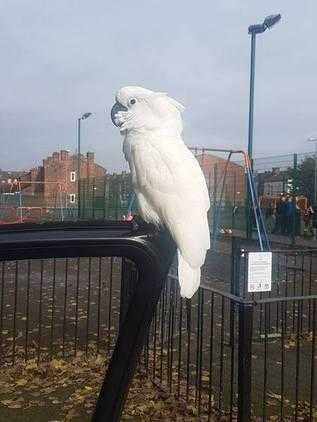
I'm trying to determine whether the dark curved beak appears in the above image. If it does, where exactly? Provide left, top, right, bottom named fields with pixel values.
left=111, top=102, right=128, bottom=127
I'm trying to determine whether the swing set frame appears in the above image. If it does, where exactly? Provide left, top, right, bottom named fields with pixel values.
left=190, top=146, right=270, bottom=251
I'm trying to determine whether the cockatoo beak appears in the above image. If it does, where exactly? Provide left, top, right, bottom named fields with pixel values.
left=111, top=102, right=128, bottom=127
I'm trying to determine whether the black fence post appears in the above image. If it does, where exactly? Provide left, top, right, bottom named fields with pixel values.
left=237, top=301, right=253, bottom=422
left=291, top=153, right=298, bottom=246
left=230, top=237, right=241, bottom=348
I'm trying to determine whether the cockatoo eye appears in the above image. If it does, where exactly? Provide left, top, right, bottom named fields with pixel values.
left=130, top=98, right=136, bottom=105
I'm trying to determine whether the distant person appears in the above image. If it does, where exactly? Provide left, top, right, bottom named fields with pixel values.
left=284, top=195, right=296, bottom=235
left=265, top=202, right=275, bottom=233
left=273, top=194, right=286, bottom=234
left=303, top=202, right=314, bottom=236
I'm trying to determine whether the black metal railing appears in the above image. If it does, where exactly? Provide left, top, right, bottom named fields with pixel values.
left=139, top=271, right=317, bottom=420
left=0, top=228, right=317, bottom=421
left=0, top=221, right=176, bottom=422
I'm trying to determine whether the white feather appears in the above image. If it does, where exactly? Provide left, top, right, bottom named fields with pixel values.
left=114, top=86, right=210, bottom=298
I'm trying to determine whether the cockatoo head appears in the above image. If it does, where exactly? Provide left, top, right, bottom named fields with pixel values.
left=111, top=86, right=185, bottom=134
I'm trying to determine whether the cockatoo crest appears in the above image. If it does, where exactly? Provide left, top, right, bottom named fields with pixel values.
left=113, top=86, right=185, bottom=134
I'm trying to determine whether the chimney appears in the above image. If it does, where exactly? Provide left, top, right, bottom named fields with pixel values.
left=60, top=150, right=69, bottom=161
left=52, top=152, right=60, bottom=161
left=272, top=167, right=280, bottom=176
left=87, top=152, right=94, bottom=162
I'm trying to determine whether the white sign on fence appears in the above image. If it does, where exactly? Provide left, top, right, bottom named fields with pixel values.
left=247, top=252, right=272, bottom=292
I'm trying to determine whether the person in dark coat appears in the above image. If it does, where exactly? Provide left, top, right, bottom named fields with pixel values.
left=273, top=194, right=286, bottom=234
left=284, top=195, right=296, bottom=235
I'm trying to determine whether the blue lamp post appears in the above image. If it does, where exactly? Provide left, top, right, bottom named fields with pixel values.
left=246, top=14, right=281, bottom=238
left=77, top=112, right=92, bottom=218
left=247, top=14, right=281, bottom=159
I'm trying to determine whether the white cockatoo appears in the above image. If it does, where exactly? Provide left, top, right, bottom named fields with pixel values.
left=111, top=86, right=210, bottom=298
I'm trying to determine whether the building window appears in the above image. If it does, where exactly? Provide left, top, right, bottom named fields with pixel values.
left=69, top=194, right=76, bottom=204
left=70, top=171, right=76, bottom=182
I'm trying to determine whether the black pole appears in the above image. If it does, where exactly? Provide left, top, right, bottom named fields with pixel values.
left=77, top=118, right=81, bottom=219
left=237, top=302, right=253, bottom=422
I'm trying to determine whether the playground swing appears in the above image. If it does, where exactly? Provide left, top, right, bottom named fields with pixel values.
left=194, top=147, right=270, bottom=252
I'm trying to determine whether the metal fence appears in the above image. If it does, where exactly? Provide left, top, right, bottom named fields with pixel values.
left=139, top=269, right=317, bottom=420
left=1, top=236, right=316, bottom=420
left=2, top=151, right=317, bottom=246
left=0, top=257, right=123, bottom=365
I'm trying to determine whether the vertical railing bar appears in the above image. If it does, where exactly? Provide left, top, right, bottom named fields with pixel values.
left=37, top=259, right=44, bottom=364
left=280, top=301, right=286, bottom=421
left=186, top=298, right=192, bottom=401
left=295, top=300, right=301, bottom=420
left=159, top=280, right=166, bottom=384
left=229, top=297, right=236, bottom=422
left=12, top=260, right=18, bottom=365
left=25, top=260, right=31, bottom=361
left=262, top=303, right=269, bottom=420
left=74, top=257, right=80, bottom=356
left=97, top=256, right=102, bottom=353
left=86, top=257, right=92, bottom=356
left=300, top=254, right=305, bottom=333
left=50, top=258, right=57, bottom=359
left=62, top=258, right=69, bottom=358
left=177, top=296, right=183, bottom=399
left=169, top=281, right=176, bottom=392
left=198, top=288, right=204, bottom=416
left=152, top=306, right=157, bottom=380
left=218, top=295, right=225, bottom=413
left=0, top=262, right=5, bottom=359
left=208, top=292, right=214, bottom=418
left=309, top=299, right=316, bottom=421
left=292, top=256, right=297, bottom=333
left=195, top=288, right=201, bottom=404
left=308, top=251, right=313, bottom=331
left=107, top=257, right=113, bottom=352
left=259, top=291, right=263, bottom=337
left=276, top=252, right=280, bottom=333
left=167, top=280, right=173, bottom=391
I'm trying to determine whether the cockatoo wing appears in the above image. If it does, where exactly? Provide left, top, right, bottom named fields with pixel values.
left=131, top=138, right=210, bottom=268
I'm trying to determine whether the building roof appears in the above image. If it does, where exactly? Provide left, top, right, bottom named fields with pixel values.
left=195, top=153, right=244, bottom=175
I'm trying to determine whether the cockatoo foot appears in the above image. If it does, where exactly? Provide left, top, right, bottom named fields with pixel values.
left=128, top=214, right=161, bottom=237
left=145, top=224, right=160, bottom=240
left=128, top=214, right=149, bottom=233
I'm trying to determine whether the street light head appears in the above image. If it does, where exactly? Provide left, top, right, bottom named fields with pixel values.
left=248, top=24, right=266, bottom=34
left=263, top=14, right=281, bottom=30
left=81, top=112, right=92, bottom=120
left=307, top=137, right=317, bottom=143
left=249, top=14, right=281, bottom=34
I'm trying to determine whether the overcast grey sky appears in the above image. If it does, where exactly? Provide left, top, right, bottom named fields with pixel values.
left=1, top=0, right=316, bottom=172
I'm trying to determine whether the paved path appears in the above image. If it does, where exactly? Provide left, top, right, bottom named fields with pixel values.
left=232, top=229, right=317, bottom=249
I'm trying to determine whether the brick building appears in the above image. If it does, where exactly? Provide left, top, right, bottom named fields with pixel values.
left=195, top=153, right=246, bottom=204
left=20, top=150, right=106, bottom=208
left=256, top=168, right=288, bottom=197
